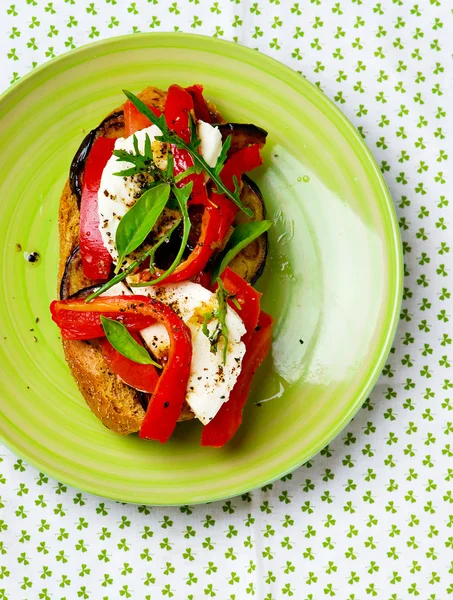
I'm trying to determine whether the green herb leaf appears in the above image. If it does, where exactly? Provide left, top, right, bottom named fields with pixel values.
left=202, top=278, right=231, bottom=365
left=130, top=182, right=193, bottom=287
left=122, top=90, right=168, bottom=133
left=115, top=182, right=170, bottom=273
left=113, top=133, right=154, bottom=177
left=123, top=90, right=254, bottom=218
left=174, top=165, right=199, bottom=183
left=211, top=220, right=273, bottom=282
left=100, top=316, right=161, bottom=368
left=85, top=219, right=181, bottom=302
left=214, top=134, right=232, bottom=177
left=165, top=150, right=174, bottom=180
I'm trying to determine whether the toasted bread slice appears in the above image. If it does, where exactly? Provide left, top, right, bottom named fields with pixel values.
left=58, top=87, right=197, bottom=435
left=58, top=86, right=265, bottom=435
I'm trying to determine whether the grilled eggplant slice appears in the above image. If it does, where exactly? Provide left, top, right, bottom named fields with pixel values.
left=218, top=123, right=268, bottom=156
left=60, top=246, right=96, bottom=300
left=229, top=175, right=268, bottom=285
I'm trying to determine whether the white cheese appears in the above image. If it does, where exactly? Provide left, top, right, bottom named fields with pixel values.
left=97, top=125, right=164, bottom=263
left=135, top=281, right=246, bottom=424
left=99, top=280, right=247, bottom=424
left=197, top=120, right=223, bottom=169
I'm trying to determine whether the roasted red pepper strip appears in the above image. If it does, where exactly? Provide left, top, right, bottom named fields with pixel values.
left=101, top=334, right=159, bottom=394
left=50, top=298, right=156, bottom=340
left=219, top=267, right=262, bottom=345
left=139, top=201, right=225, bottom=285
left=79, top=137, right=115, bottom=280
left=50, top=296, right=192, bottom=443
left=219, top=144, right=263, bottom=192
left=165, top=84, right=209, bottom=206
left=123, top=99, right=162, bottom=137
left=185, top=84, right=211, bottom=123
left=191, top=270, right=212, bottom=289
left=201, top=311, right=272, bottom=448
left=209, top=144, right=264, bottom=242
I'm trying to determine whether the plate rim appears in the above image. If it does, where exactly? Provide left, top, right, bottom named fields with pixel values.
left=0, top=32, right=403, bottom=505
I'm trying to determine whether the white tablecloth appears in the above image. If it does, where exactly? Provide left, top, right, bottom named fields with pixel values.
left=1, top=1, right=452, bottom=598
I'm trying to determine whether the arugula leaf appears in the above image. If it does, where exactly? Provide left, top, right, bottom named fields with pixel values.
left=174, top=165, right=199, bottom=183
left=214, top=134, right=232, bottom=177
left=123, top=90, right=253, bottom=218
left=165, top=150, right=174, bottom=180
left=85, top=219, right=181, bottom=302
left=115, top=182, right=170, bottom=273
left=100, top=316, right=161, bottom=368
left=130, top=182, right=193, bottom=287
left=211, top=220, right=273, bottom=282
left=113, top=133, right=155, bottom=177
left=202, top=278, right=231, bottom=365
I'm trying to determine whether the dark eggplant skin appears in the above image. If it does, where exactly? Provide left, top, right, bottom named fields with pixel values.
left=217, top=123, right=268, bottom=155
left=60, top=245, right=81, bottom=300
left=69, top=110, right=124, bottom=207
left=60, top=245, right=103, bottom=300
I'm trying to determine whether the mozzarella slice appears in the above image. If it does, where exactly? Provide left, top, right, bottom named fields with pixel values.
left=100, top=280, right=247, bottom=424
left=135, top=281, right=246, bottom=425
left=197, top=120, right=223, bottom=168
left=97, top=125, right=164, bottom=263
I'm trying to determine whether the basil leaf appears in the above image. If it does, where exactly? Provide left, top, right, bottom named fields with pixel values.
left=85, top=219, right=181, bottom=302
left=115, top=182, right=170, bottom=273
left=100, top=316, right=161, bottom=368
left=211, top=220, right=273, bottom=282
left=131, top=182, right=193, bottom=287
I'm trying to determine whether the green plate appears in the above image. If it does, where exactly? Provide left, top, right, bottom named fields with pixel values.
left=0, top=33, right=402, bottom=505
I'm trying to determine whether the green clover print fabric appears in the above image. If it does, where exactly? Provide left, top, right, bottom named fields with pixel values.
left=0, top=1, right=452, bottom=598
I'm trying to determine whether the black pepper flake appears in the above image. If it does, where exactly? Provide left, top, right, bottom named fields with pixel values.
left=103, top=189, right=109, bottom=197
left=163, top=402, right=170, bottom=408
left=255, top=325, right=262, bottom=332
left=256, top=402, right=262, bottom=407
left=299, top=339, right=304, bottom=345
left=33, top=336, right=37, bottom=342
left=29, top=328, right=34, bottom=332
left=35, top=317, right=39, bottom=323
left=16, top=243, right=22, bottom=252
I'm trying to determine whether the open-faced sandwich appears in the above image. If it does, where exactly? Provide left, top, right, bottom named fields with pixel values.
left=50, top=84, right=273, bottom=446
